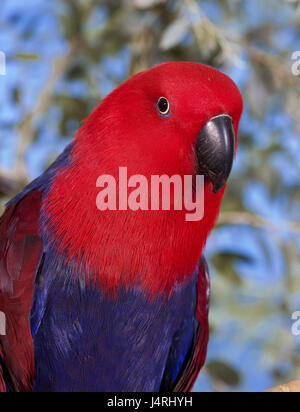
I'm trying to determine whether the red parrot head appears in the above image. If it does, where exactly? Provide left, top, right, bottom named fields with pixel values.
left=44, top=62, right=243, bottom=295
left=81, top=62, right=242, bottom=191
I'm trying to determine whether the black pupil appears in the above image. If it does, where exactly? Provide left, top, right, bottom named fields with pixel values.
left=158, top=98, right=168, bottom=113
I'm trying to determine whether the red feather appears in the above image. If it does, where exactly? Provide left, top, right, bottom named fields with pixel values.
left=173, top=257, right=210, bottom=392
left=0, top=190, right=43, bottom=392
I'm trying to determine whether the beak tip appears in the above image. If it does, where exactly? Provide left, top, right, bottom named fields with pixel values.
left=212, top=178, right=226, bottom=194
left=213, top=186, right=220, bottom=194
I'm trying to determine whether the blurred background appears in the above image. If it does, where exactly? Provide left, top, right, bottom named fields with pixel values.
left=0, top=0, right=300, bottom=392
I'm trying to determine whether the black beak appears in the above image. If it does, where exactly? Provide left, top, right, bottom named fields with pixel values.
left=195, top=114, right=235, bottom=194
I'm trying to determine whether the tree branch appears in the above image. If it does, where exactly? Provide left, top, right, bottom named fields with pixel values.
left=266, top=380, right=300, bottom=392
left=184, top=0, right=239, bottom=62
left=8, top=39, right=80, bottom=185
left=217, top=211, right=300, bottom=234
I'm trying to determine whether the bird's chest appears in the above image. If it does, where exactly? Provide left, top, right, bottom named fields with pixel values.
left=31, top=267, right=197, bottom=392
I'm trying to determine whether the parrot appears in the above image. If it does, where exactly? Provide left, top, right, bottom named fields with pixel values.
left=0, top=62, right=243, bottom=392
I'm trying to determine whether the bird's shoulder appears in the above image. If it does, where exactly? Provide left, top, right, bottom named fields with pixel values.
left=0, top=189, right=44, bottom=392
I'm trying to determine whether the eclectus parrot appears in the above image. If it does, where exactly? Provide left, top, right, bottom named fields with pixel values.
left=0, top=62, right=243, bottom=392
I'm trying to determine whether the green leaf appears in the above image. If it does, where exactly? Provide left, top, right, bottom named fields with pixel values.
left=206, top=360, right=242, bottom=387
left=211, top=252, right=252, bottom=286
left=14, top=53, right=40, bottom=61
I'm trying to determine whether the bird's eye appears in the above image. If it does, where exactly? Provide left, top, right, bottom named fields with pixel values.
left=157, top=97, right=170, bottom=117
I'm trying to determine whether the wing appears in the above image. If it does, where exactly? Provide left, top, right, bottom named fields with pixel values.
left=0, top=190, right=43, bottom=392
left=160, top=257, right=210, bottom=392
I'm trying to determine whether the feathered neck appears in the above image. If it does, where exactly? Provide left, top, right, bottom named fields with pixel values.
left=42, top=134, right=223, bottom=297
